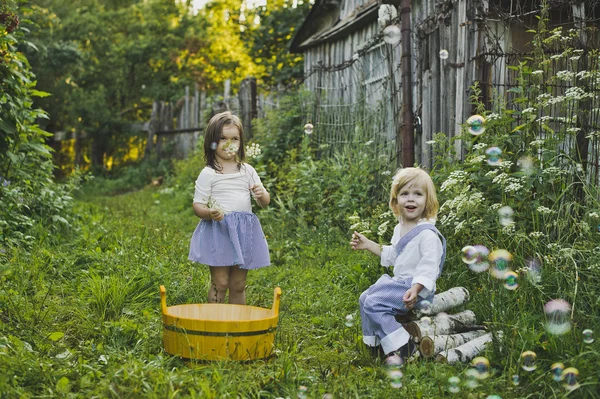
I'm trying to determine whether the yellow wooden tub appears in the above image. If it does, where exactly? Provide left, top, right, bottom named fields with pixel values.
left=160, top=285, right=282, bottom=361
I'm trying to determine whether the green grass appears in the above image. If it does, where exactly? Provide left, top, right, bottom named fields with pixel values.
left=0, top=185, right=598, bottom=398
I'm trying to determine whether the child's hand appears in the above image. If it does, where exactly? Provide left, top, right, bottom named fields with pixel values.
left=350, top=231, right=369, bottom=250
left=209, top=208, right=224, bottom=221
left=403, top=285, right=423, bottom=309
left=250, top=184, right=266, bottom=199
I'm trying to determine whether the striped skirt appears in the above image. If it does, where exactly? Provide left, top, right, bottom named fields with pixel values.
left=188, top=211, right=270, bottom=270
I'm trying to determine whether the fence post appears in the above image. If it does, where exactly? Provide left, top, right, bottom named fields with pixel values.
left=145, top=101, right=160, bottom=159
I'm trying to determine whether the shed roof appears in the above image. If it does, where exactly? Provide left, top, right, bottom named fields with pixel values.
left=289, top=0, right=381, bottom=53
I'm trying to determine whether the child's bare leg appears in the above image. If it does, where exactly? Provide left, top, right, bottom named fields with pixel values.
left=228, top=265, right=248, bottom=305
left=208, top=266, right=230, bottom=303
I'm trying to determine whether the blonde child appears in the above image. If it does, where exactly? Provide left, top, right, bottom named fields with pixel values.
left=350, top=167, right=446, bottom=364
left=189, top=111, right=270, bottom=305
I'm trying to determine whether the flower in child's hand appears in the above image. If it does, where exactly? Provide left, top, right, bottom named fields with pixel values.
left=246, top=143, right=262, bottom=158
left=250, top=184, right=265, bottom=200
left=209, top=208, right=224, bottom=221
left=223, top=140, right=239, bottom=156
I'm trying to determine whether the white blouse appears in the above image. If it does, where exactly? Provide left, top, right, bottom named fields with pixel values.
left=192, top=163, right=263, bottom=213
left=380, top=219, right=444, bottom=298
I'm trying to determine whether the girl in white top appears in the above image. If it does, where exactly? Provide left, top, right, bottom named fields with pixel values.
left=188, top=111, right=271, bottom=305
left=350, top=167, right=445, bottom=364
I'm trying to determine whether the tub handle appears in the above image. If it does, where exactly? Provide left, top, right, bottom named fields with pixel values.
left=160, top=285, right=168, bottom=315
left=271, top=286, right=282, bottom=316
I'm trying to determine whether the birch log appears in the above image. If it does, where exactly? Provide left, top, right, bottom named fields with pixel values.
left=435, top=331, right=503, bottom=364
left=419, top=330, right=487, bottom=358
left=395, top=287, right=471, bottom=323
left=415, top=287, right=470, bottom=318
left=403, top=310, right=479, bottom=342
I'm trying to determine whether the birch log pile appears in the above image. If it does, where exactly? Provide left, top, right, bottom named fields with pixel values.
left=394, top=287, right=495, bottom=362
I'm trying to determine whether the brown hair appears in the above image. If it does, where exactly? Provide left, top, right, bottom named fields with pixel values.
left=389, top=167, right=439, bottom=220
left=203, top=111, right=246, bottom=171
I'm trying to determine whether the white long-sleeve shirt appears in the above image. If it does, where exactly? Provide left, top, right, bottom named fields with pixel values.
left=380, top=219, right=444, bottom=298
left=192, top=163, right=262, bottom=213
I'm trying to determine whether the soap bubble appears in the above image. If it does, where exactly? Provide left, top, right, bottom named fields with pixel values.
left=544, top=299, right=571, bottom=335
left=420, top=316, right=432, bottom=327
left=388, top=369, right=403, bottom=388
left=517, top=156, right=535, bottom=175
left=498, top=206, right=514, bottom=226
left=465, top=245, right=490, bottom=273
left=461, top=245, right=478, bottom=264
left=385, top=354, right=403, bottom=369
left=210, top=142, right=217, bottom=150
left=447, top=376, right=460, bottom=393
left=485, top=147, right=503, bottom=166
left=504, top=271, right=519, bottom=290
left=511, top=374, right=520, bottom=386
left=551, top=362, right=565, bottom=382
left=486, top=396, right=502, bottom=399
left=304, top=123, right=314, bottom=135
left=466, top=114, right=486, bottom=136
left=383, top=25, right=401, bottom=45
left=489, top=249, right=512, bottom=279
left=582, top=329, right=594, bottom=343
left=297, top=385, right=308, bottom=399
left=418, top=299, right=432, bottom=312
left=525, top=257, right=542, bottom=283
left=521, top=350, right=537, bottom=371
left=345, top=314, right=355, bottom=327
left=464, top=368, right=479, bottom=388
left=439, top=49, right=449, bottom=60
left=562, top=367, right=580, bottom=392
left=472, top=356, right=490, bottom=379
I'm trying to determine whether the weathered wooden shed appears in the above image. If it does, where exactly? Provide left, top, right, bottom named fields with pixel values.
left=290, top=0, right=599, bottom=168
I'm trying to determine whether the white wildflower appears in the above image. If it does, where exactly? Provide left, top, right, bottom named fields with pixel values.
left=425, top=140, right=436, bottom=145
left=505, top=182, right=523, bottom=193
left=531, top=70, right=544, bottom=76
left=490, top=203, right=503, bottom=210
left=499, top=160, right=514, bottom=169
left=567, top=127, right=581, bottom=133
left=473, top=143, right=487, bottom=150
left=530, top=139, right=545, bottom=146
left=381, top=170, right=391, bottom=176
left=468, top=155, right=486, bottom=164
left=537, top=206, right=554, bottom=214
left=486, top=113, right=501, bottom=121
left=501, top=223, right=516, bottom=235
left=536, top=116, right=552, bottom=124
left=454, top=220, right=466, bottom=234
left=588, top=212, right=599, bottom=219
left=485, top=170, right=499, bottom=178
left=556, top=70, right=575, bottom=80
left=529, top=231, right=544, bottom=238
left=492, top=172, right=510, bottom=185
left=522, top=107, right=536, bottom=114
left=377, top=220, right=390, bottom=236
left=245, top=142, right=262, bottom=158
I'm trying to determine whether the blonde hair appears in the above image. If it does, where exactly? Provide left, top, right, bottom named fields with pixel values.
left=389, top=167, right=439, bottom=220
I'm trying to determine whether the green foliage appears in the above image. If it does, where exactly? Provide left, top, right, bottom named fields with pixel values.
left=250, top=0, right=310, bottom=87
left=428, top=9, right=600, bottom=396
left=0, top=2, right=83, bottom=251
